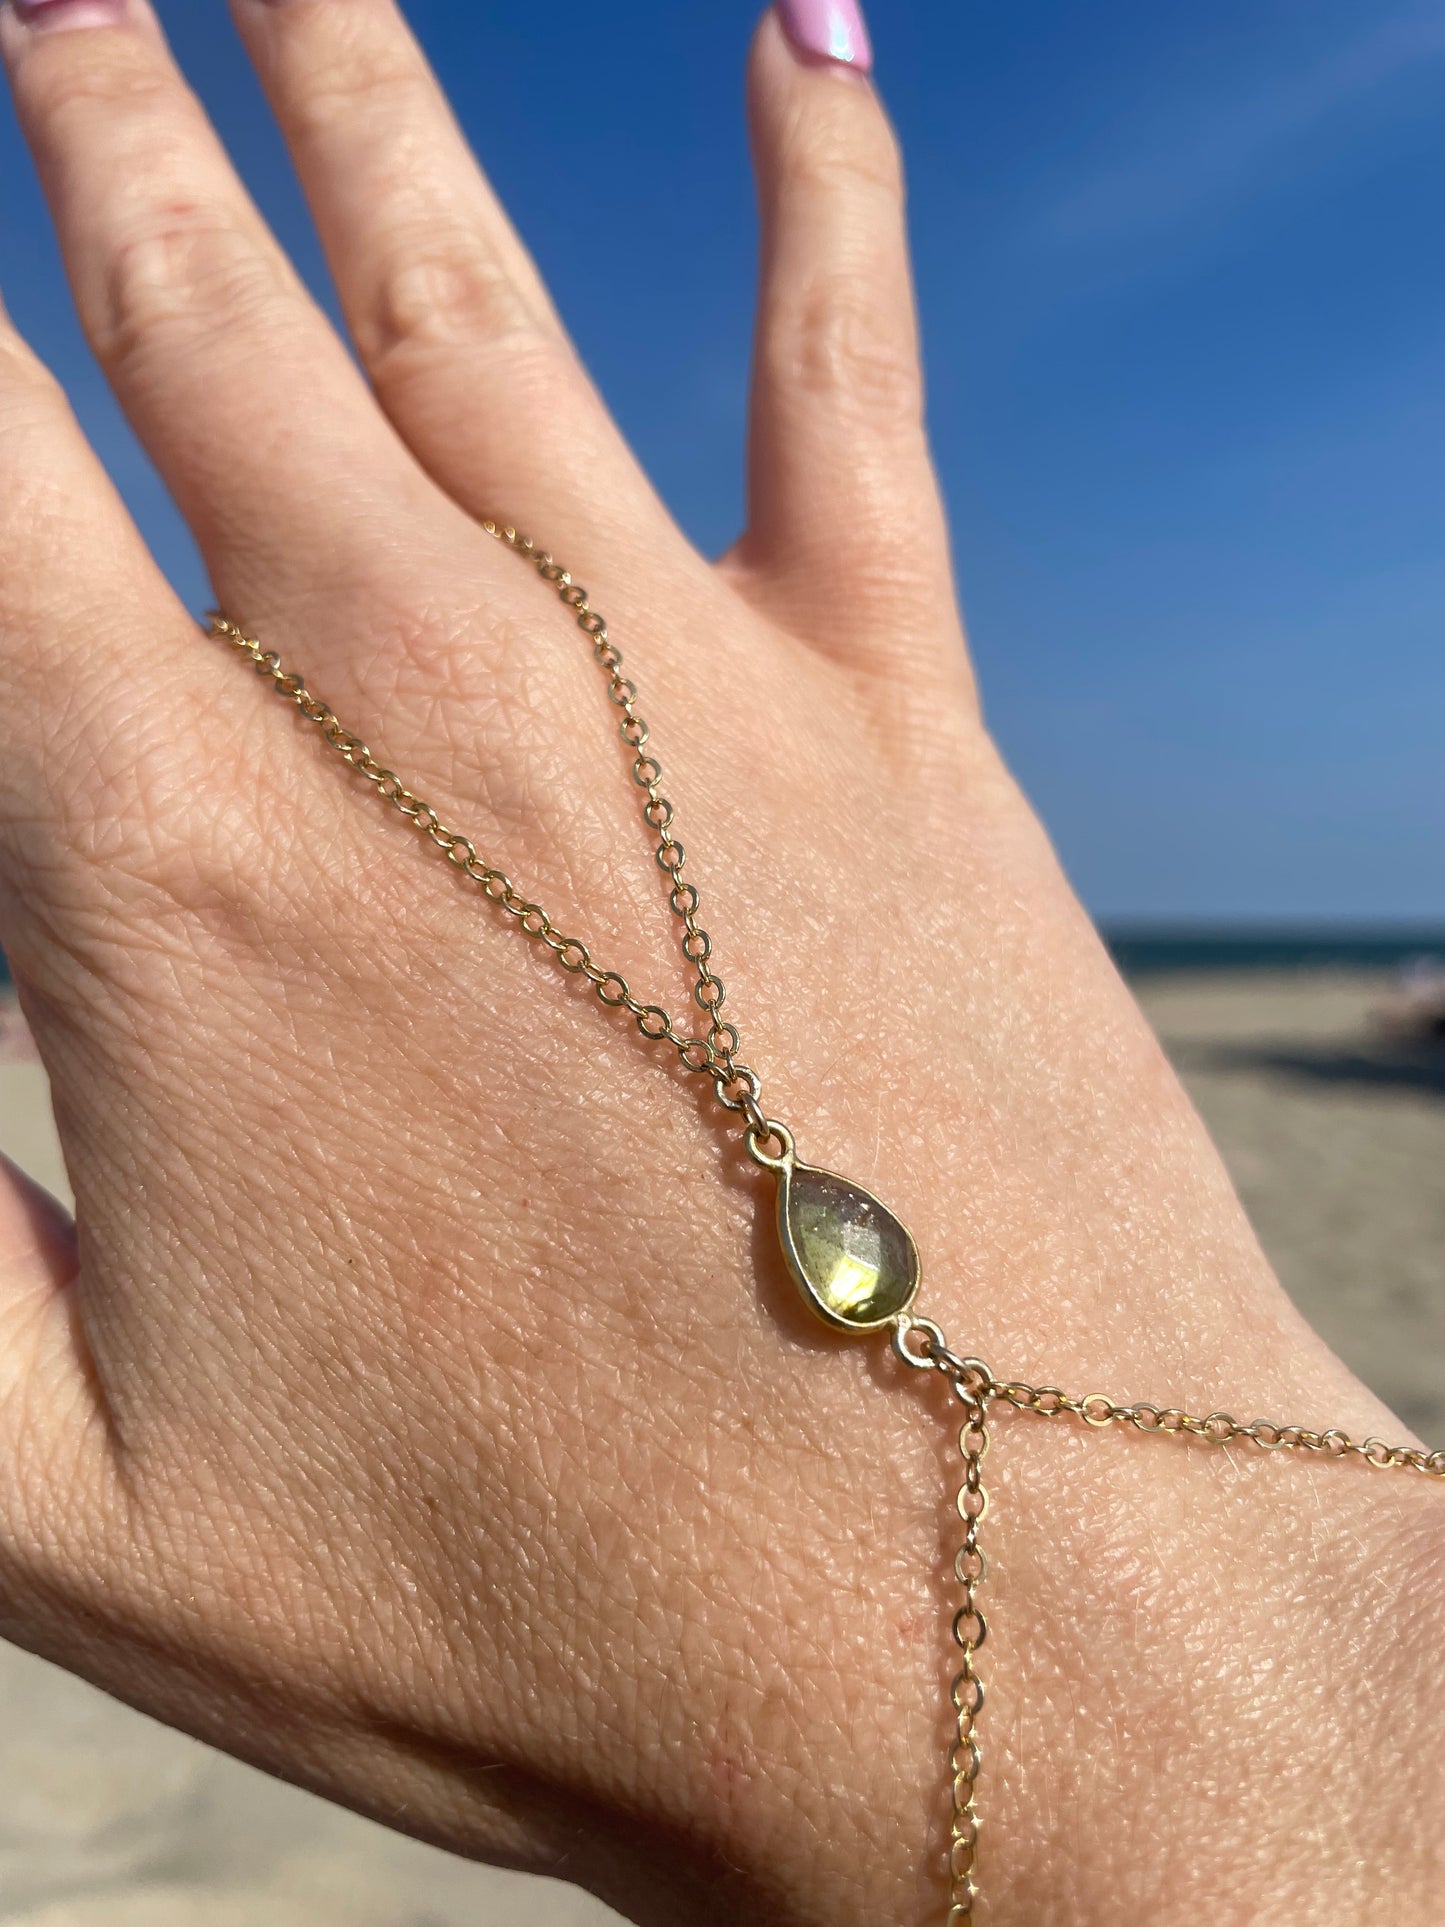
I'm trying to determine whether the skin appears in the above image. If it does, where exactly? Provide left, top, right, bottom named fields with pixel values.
left=0, top=3, right=1438, bottom=1923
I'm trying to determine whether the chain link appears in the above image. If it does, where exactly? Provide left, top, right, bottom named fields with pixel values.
left=945, top=1375, right=989, bottom=1921
left=987, top=1379, right=1445, bottom=1476
left=209, top=522, right=766, bottom=1130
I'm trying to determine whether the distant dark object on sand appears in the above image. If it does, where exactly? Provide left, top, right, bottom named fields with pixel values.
left=1375, top=957, right=1445, bottom=1044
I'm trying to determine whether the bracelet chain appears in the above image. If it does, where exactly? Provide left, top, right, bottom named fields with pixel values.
left=893, top=1314, right=1444, bottom=1920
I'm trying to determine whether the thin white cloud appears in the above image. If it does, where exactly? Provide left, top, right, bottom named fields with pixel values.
left=1042, top=2, right=1445, bottom=247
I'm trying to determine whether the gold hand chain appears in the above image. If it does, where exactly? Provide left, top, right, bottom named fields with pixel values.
left=208, top=524, right=1442, bottom=1927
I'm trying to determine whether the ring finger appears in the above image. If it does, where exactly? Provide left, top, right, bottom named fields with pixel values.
left=228, top=0, right=681, bottom=566
left=0, top=0, right=483, bottom=682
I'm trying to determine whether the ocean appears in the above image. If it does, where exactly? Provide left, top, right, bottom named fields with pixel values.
left=1103, top=927, right=1445, bottom=976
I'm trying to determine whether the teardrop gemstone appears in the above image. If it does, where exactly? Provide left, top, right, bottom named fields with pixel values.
left=777, top=1161, right=921, bottom=1332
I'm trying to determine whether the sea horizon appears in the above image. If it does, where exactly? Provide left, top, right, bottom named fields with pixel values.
left=1102, top=923, right=1445, bottom=976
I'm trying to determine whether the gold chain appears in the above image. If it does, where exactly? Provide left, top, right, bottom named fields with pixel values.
left=208, top=530, right=1443, bottom=1927
left=892, top=1316, right=1445, bottom=1920
left=209, top=519, right=769, bottom=1134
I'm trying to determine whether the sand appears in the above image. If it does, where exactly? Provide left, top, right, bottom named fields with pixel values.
left=0, top=969, right=1439, bottom=1924
left=1135, top=970, right=1445, bottom=1438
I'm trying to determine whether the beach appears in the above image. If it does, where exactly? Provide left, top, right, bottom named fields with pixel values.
left=0, top=968, right=1440, bottom=1925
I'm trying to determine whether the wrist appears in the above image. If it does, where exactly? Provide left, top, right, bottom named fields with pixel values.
left=674, top=1352, right=1445, bottom=1925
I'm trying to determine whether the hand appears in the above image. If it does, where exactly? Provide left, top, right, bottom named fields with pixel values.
left=0, top=4, right=1438, bottom=1923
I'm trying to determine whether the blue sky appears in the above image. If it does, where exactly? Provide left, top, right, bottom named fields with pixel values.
left=2, top=0, right=1440, bottom=922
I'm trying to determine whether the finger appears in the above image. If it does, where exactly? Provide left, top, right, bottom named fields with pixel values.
left=735, top=9, right=966, bottom=683
left=230, top=0, right=677, bottom=558
left=0, top=0, right=474, bottom=640
left=0, top=1132, right=141, bottom=1723
left=0, top=296, right=222, bottom=850
left=0, top=1146, right=76, bottom=1359
left=0, top=1144, right=94, bottom=1574
left=0, top=1140, right=81, bottom=1497
left=0, top=295, right=301, bottom=1249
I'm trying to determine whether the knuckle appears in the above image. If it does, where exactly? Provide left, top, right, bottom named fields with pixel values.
left=320, top=582, right=594, bottom=852
left=357, top=233, right=546, bottom=374
left=93, top=196, right=298, bottom=373
left=772, top=271, right=922, bottom=422
left=2, top=677, right=276, bottom=993
left=286, top=38, right=430, bottom=137
left=22, top=40, right=178, bottom=135
left=11, top=43, right=302, bottom=374
left=0, top=589, right=125, bottom=747
left=786, top=99, right=904, bottom=204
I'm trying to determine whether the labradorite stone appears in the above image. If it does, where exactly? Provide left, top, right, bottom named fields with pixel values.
left=785, top=1166, right=919, bottom=1326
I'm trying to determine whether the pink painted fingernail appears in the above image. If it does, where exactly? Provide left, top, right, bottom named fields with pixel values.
left=11, top=0, right=128, bottom=28
left=775, top=0, right=872, bottom=73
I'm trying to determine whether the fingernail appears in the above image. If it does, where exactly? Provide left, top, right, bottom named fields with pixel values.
left=11, top=0, right=128, bottom=29
left=775, top=0, right=872, bottom=73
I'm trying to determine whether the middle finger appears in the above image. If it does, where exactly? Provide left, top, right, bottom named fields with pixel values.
left=0, top=1, right=480, bottom=649
left=229, top=0, right=681, bottom=559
